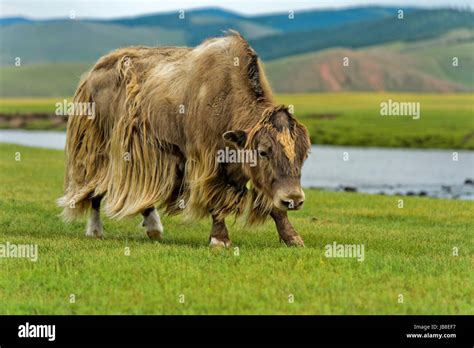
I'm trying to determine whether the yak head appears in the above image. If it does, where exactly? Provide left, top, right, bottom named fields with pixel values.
left=223, top=106, right=311, bottom=211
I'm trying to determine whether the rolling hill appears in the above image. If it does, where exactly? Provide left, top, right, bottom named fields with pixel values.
left=264, top=30, right=474, bottom=92
left=0, top=21, right=186, bottom=65
left=0, top=63, right=90, bottom=97
left=0, top=30, right=472, bottom=97
left=377, top=30, right=474, bottom=89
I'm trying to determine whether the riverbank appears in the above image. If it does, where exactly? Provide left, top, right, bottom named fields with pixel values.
left=1, top=93, right=473, bottom=149
left=0, top=143, right=473, bottom=314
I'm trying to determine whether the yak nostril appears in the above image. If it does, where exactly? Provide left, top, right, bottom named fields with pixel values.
left=280, top=197, right=304, bottom=210
left=280, top=199, right=304, bottom=209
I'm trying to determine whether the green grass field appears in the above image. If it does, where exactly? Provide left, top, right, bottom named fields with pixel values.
left=0, top=144, right=473, bottom=314
left=1, top=93, right=474, bottom=149
left=0, top=97, right=69, bottom=114
left=277, top=93, right=474, bottom=149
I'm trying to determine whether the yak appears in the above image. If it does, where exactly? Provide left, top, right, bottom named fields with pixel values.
left=58, top=31, right=311, bottom=247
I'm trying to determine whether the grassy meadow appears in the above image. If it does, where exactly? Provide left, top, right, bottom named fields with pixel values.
left=0, top=97, right=69, bottom=114
left=1, top=93, right=473, bottom=149
left=0, top=143, right=473, bottom=314
left=277, top=93, right=474, bottom=149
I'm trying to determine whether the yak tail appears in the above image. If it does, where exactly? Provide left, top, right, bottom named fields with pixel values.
left=57, top=73, right=109, bottom=221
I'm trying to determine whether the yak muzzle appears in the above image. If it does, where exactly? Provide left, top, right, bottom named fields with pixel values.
left=273, top=188, right=305, bottom=211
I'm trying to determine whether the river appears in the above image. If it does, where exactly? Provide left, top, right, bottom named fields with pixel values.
left=1, top=129, right=473, bottom=200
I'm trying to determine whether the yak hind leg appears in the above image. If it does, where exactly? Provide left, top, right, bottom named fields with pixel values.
left=142, top=207, right=164, bottom=241
left=209, top=214, right=231, bottom=248
left=85, top=196, right=103, bottom=238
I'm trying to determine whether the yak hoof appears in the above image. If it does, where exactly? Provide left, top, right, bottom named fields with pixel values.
left=146, top=230, right=163, bottom=241
left=143, top=210, right=164, bottom=241
left=86, top=216, right=104, bottom=238
left=282, top=235, right=305, bottom=247
left=85, top=224, right=103, bottom=239
left=209, top=237, right=231, bottom=248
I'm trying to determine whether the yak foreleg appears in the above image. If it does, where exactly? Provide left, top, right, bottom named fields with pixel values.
left=270, top=209, right=304, bottom=247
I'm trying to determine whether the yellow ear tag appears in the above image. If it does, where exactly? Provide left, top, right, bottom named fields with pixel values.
left=245, top=180, right=252, bottom=190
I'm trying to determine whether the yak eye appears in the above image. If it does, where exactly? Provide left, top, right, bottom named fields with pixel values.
left=258, top=148, right=269, bottom=158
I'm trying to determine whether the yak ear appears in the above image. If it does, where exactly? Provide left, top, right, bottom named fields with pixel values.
left=223, top=130, right=247, bottom=148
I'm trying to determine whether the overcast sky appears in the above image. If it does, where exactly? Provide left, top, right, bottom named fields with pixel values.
left=1, top=0, right=472, bottom=19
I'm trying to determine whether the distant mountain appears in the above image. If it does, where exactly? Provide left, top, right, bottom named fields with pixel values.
left=103, top=6, right=405, bottom=42
left=251, top=9, right=474, bottom=60
left=252, top=6, right=409, bottom=32
left=106, top=8, right=245, bottom=26
left=102, top=7, right=279, bottom=45
left=0, top=7, right=471, bottom=66
left=96, top=6, right=415, bottom=45
left=0, top=6, right=406, bottom=29
left=0, top=16, right=32, bottom=26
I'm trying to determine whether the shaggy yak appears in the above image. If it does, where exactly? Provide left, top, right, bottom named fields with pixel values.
left=58, top=31, right=311, bottom=247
